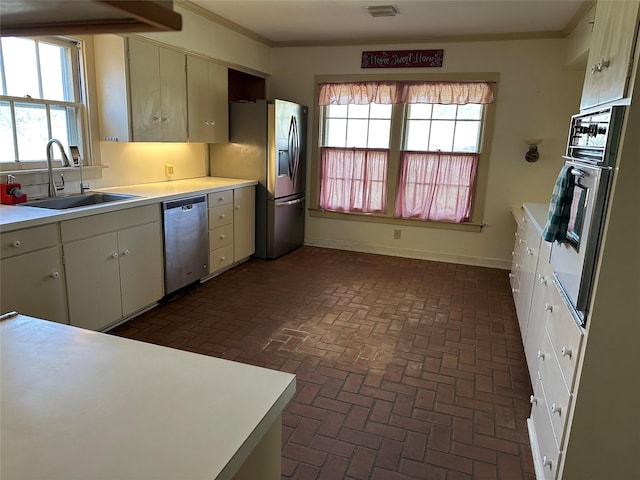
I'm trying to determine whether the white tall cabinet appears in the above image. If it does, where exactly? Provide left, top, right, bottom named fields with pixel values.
left=521, top=3, right=640, bottom=478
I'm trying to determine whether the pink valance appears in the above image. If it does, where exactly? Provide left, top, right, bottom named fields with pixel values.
left=318, top=81, right=494, bottom=106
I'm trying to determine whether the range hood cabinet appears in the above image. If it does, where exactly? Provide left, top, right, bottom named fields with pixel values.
left=1, top=1, right=182, bottom=36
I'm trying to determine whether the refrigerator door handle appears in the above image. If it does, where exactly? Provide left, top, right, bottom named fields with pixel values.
left=275, top=197, right=304, bottom=207
left=288, top=115, right=300, bottom=182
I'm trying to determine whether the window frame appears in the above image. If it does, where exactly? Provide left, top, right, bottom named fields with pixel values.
left=0, top=35, right=95, bottom=172
left=310, top=72, right=499, bottom=232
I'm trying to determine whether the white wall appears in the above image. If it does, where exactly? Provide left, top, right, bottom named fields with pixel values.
left=140, top=3, right=272, bottom=75
left=270, top=39, right=584, bottom=268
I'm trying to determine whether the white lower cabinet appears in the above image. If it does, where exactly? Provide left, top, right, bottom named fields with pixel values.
left=524, top=240, right=552, bottom=383
left=62, top=205, right=163, bottom=331
left=512, top=204, right=587, bottom=480
left=208, top=186, right=255, bottom=275
left=1, top=224, right=68, bottom=325
left=529, top=380, right=562, bottom=480
left=528, top=279, right=584, bottom=480
left=233, top=186, right=255, bottom=262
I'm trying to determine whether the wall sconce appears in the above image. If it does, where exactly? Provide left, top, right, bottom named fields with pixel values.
left=524, top=139, right=543, bottom=163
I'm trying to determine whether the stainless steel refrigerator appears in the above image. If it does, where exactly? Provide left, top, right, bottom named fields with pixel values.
left=210, top=99, right=308, bottom=259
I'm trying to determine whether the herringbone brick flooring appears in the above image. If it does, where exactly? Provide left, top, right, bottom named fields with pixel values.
left=110, top=246, right=535, bottom=479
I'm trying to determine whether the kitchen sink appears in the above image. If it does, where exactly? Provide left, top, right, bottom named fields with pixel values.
left=21, top=192, right=139, bottom=210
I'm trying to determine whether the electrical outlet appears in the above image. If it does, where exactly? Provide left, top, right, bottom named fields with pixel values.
left=393, top=229, right=401, bottom=240
left=165, top=163, right=174, bottom=176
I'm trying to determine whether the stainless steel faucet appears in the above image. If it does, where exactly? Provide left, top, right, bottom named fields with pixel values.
left=46, top=139, right=70, bottom=197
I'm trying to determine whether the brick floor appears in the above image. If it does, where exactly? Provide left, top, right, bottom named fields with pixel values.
left=110, top=246, right=535, bottom=480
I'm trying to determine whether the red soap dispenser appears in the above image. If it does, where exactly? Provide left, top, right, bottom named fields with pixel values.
left=1, top=175, right=27, bottom=205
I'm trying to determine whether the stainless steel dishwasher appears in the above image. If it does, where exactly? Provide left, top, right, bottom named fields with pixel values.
left=162, top=196, right=208, bottom=295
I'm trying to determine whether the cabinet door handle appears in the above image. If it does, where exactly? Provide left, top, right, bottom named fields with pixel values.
left=526, top=247, right=533, bottom=256
left=551, top=403, right=562, bottom=415
left=112, top=252, right=119, bottom=259
left=219, top=234, right=225, bottom=240
left=537, top=274, right=547, bottom=285
left=544, top=303, right=553, bottom=312
left=235, top=205, right=240, bottom=210
left=11, top=240, right=21, bottom=248
left=122, top=249, right=130, bottom=256
left=508, top=273, right=515, bottom=279
left=529, top=395, right=537, bottom=405
left=543, top=456, right=553, bottom=468
left=50, top=271, right=60, bottom=279
left=561, top=347, right=572, bottom=358
left=537, top=350, right=545, bottom=360
left=512, top=288, right=519, bottom=294
left=591, top=58, right=610, bottom=74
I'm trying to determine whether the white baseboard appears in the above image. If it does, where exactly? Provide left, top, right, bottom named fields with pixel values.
left=303, top=238, right=511, bottom=270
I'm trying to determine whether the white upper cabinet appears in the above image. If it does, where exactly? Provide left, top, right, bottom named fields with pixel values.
left=580, top=0, right=640, bottom=110
left=94, top=35, right=187, bottom=142
left=129, top=38, right=187, bottom=142
left=187, top=55, right=229, bottom=143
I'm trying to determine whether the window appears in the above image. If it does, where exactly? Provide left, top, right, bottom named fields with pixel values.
left=315, top=78, right=495, bottom=226
left=0, top=36, right=86, bottom=167
left=319, top=103, right=391, bottom=213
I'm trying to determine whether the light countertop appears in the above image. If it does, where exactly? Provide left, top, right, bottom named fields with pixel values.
left=0, top=177, right=257, bottom=232
left=512, top=202, right=549, bottom=237
left=0, top=312, right=295, bottom=480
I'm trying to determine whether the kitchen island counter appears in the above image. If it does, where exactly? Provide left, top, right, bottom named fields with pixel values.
left=0, top=177, right=257, bottom=232
left=0, top=312, right=295, bottom=480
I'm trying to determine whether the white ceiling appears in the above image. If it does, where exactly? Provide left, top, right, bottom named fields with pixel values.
left=186, top=0, right=590, bottom=46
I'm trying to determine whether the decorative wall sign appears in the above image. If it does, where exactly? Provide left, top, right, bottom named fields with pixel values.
left=361, top=49, right=444, bottom=69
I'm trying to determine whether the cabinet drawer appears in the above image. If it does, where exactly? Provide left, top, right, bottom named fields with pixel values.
left=208, top=190, right=233, bottom=207
left=61, top=205, right=160, bottom=242
left=209, top=224, right=233, bottom=250
left=1, top=224, right=59, bottom=258
left=530, top=380, right=562, bottom=480
left=538, top=332, right=572, bottom=448
left=209, top=244, right=234, bottom=274
left=545, top=280, right=584, bottom=390
left=208, top=204, right=233, bottom=229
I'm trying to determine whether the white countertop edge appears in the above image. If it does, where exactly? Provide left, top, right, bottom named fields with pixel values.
left=522, top=202, right=550, bottom=238
left=511, top=203, right=549, bottom=238
left=1, top=314, right=296, bottom=480
left=0, top=177, right=258, bottom=232
left=218, top=378, right=296, bottom=480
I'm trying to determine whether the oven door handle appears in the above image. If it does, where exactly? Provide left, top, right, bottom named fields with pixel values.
left=571, top=168, right=586, bottom=178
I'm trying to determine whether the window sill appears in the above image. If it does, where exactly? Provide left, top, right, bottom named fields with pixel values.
left=0, top=165, right=105, bottom=175
left=308, top=208, right=483, bottom=232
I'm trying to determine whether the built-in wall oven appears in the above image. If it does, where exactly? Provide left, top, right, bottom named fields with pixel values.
left=550, top=106, right=625, bottom=326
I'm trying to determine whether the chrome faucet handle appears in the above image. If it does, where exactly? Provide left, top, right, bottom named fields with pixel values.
left=55, top=174, right=65, bottom=191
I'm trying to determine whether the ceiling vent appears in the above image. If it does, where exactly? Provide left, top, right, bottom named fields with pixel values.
left=366, top=5, right=400, bottom=17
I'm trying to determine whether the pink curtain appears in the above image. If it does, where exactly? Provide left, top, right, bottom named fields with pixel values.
left=318, top=82, right=399, bottom=105
left=400, top=81, right=494, bottom=104
left=395, top=151, right=479, bottom=223
left=320, top=147, right=388, bottom=213
left=318, top=81, right=494, bottom=105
